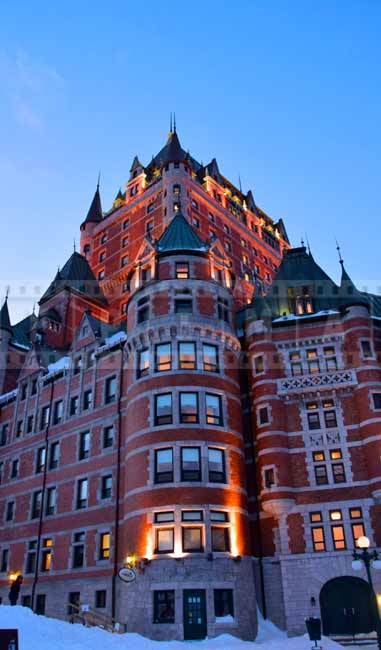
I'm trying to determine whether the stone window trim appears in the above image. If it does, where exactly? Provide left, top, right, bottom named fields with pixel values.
left=252, top=353, right=265, bottom=377
left=280, top=339, right=343, bottom=378
left=74, top=476, right=89, bottom=511
left=99, top=474, right=113, bottom=501
left=104, top=374, right=118, bottom=405
left=256, top=403, right=271, bottom=428
left=370, top=391, right=381, bottom=412
left=4, top=499, right=15, bottom=523
left=96, top=530, right=111, bottom=563
left=150, top=442, right=230, bottom=487
left=147, top=505, right=232, bottom=557
left=151, top=388, right=227, bottom=430
left=70, top=530, right=86, bottom=570
left=302, top=502, right=372, bottom=554
left=360, top=338, right=376, bottom=360
left=261, top=464, right=278, bottom=491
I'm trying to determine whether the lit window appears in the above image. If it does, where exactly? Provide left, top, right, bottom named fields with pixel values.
left=182, top=527, right=203, bottom=552
left=155, top=529, right=174, bottom=554
left=352, top=523, right=366, bottom=547
left=329, top=510, right=342, bottom=521
left=329, top=449, right=342, bottom=460
left=309, top=512, right=322, bottom=523
left=40, top=538, right=53, bottom=572
left=203, top=344, right=218, bottom=372
left=138, top=348, right=150, bottom=378
left=176, top=262, right=189, bottom=279
left=99, top=532, right=110, bottom=560
left=312, top=527, right=326, bottom=551
left=331, top=525, right=346, bottom=550
left=211, top=527, right=230, bottom=552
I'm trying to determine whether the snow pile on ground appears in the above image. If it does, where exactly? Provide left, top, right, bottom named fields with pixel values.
left=0, top=605, right=344, bottom=650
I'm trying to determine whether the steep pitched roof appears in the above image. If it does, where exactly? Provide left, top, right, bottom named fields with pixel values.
left=81, top=185, right=103, bottom=226
left=155, top=212, right=209, bottom=254
left=0, top=298, right=12, bottom=333
left=339, top=265, right=369, bottom=311
left=40, top=252, right=107, bottom=305
left=149, top=130, right=188, bottom=169
left=12, top=313, right=38, bottom=348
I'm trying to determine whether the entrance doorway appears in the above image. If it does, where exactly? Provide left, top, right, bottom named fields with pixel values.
left=320, top=576, right=376, bottom=636
left=183, top=590, right=207, bottom=640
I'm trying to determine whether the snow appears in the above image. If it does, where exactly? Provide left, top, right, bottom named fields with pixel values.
left=0, top=388, right=18, bottom=404
left=46, top=356, right=71, bottom=375
left=99, top=331, right=127, bottom=352
left=0, top=605, right=346, bottom=650
left=273, top=310, right=339, bottom=323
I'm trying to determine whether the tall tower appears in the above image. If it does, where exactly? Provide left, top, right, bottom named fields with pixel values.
left=118, top=212, right=257, bottom=640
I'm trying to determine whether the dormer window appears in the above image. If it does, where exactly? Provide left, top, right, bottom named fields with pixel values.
left=176, top=263, right=189, bottom=280
left=142, top=267, right=151, bottom=284
left=48, top=321, right=60, bottom=333
left=173, top=184, right=181, bottom=195
left=294, top=286, right=313, bottom=315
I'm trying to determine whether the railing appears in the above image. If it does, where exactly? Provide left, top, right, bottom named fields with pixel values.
left=277, top=369, right=357, bottom=394
left=67, top=602, right=124, bottom=634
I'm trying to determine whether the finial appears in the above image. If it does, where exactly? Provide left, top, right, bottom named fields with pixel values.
left=5, top=286, right=9, bottom=300
left=169, top=112, right=173, bottom=134
left=238, top=175, right=242, bottom=193
left=73, top=238, right=76, bottom=253
left=336, top=239, right=344, bottom=267
left=97, top=171, right=101, bottom=191
left=301, top=238, right=305, bottom=247
left=32, top=301, right=36, bottom=315
left=306, top=234, right=311, bottom=255
left=173, top=113, right=176, bottom=133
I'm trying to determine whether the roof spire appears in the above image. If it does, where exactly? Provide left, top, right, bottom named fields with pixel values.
left=305, top=234, right=311, bottom=255
left=173, top=113, right=177, bottom=133
left=301, top=237, right=305, bottom=247
left=336, top=239, right=344, bottom=267
left=0, top=292, right=12, bottom=333
left=81, top=182, right=103, bottom=226
left=73, top=238, right=76, bottom=253
left=238, top=175, right=242, bottom=193
left=97, top=171, right=100, bottom=191
left=169, top=112, right=173, bottom=135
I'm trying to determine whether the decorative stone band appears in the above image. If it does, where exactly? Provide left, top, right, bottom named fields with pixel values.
left=277, top=369, right=357, bottom=394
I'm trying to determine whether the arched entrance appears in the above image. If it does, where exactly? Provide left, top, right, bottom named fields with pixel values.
left=320, top=576, right=377, bottom=636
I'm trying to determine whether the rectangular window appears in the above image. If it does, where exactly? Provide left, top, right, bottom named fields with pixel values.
left=35, top=447, right=46, bottom=474
left=350, top=507, right=363, bottom=519
left=26, top=415, right=34, bottom=434
left=352, top=523, right=366, bottom=547
left=181, top=510, right=203, bottom=521
left=331, top=525, right=346, bottom=550
left=67, top=592, right=81, bottom=616
left=264, top=467, right=275, bottom=488
left=99, top=532, right=110, bottom=560
left=175, top=299, right=192, bottom=314
left=308, top=412, right=321, bottom=430
left=373, top=393, right=381, bottom=410
left=101, top=475, right=112, bottom=499
left=179, top=392, right=199, bottom=423
left=79, top=431, right=90, bottom=461
left=103, top=426, right=114, bottom=448
left=361, top=340, right=373, bottom=358
left=254, top=355, right=264, bottom=374
left=324, top=410, right=337, bottom=428
left=138, top=348, right=150, bottom=378
left=1, top=549, right=9, bottom=572
left=26, top=541, right=37, bottom=573
left=40, top=538, right=53, bottom=572
left=206, top=393, right=223, bottom=425
left=154, top=448, right=173, bottom=483
left=176, top=263, right=189, bottom=279
left=70, top=396, right=79, bottom=416
left=137, top=303, right=150, bottom=323
left=329, top=449, right=342, bottom=460
left=153, top=590, right=175, bottom=624
left=332, top=463, right=346, bottom=483
left=83, top=389, right=92, bottom=411
left=203, top=344, right=219, bottom=372
left=182, top=527, right=203, bottom=552
left=154, top=511, right=174, bottom=523
left=6, top=501, right=14, bottom=521
left=308, top=359, right=320, bottom=374
left=40, top=405, right=50, bottom=429
left=309, top=512, right=323, bottom=523
left=314, top=465, right=328, bottom=485
left=312, top=527, right=326, bottom=551
left=31, top=491, right=42, bottom=519
left=181, top=447, right=201, bottom=481
left=258, top=406, right=269, bottom=425
left=155, top=343, right=171, bottom=372
left=154, top=393, right=172, bottom=425
left=16, top=420, right=23, bottom=437
left=155, top=528, right=174, bottom=554
left=49, top=441, right=59, bottom=469
left=210, top=511, right=229, bottom=522
left=53, top=400, right=63, bottom=424
left=45, top=487, right=56, bottom=516
left=179, top=342, right=196, bottom=369
left=73, top=357, right=82, bottom=375
left=214, top=589, right=234, bottom=618
left=211, top=527, right=230, bottom=552
left=329, top=510, right=342, bottom=521
left=313, top=450, right=325, bottom=462
left=217, top=297, right=229, bottom=323
left=1, top=423, right=9, bottom=446
left=208, top=448, right=226, bottom=483
left=72, top=532, right=85, bottom=568
left=10, top=458, right=19, bottom=478
left=105, top=376, right=117, bottom=404
left=95, top=590, right=107, bottom=608
left=76, top=478, right=88, bottom=509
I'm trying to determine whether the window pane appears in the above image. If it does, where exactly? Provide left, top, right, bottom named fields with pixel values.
left=214, top=589, right=234, bottom=618
left=156, top=344, right=171, bottom=372
left=211, top=527, right=230, bottom=552
left=155, top=394, right=172, bottom=425
left=179, top=343, right=196, bottom=369
left=312, top=527, right=326, bottom=551
left=154, top=590, right=175, bottom=624
left=181, top=447, right=201, bottom=481
left=208, top=448, right=225, bottom=482
left=332, top=463, right=346, bottom=483
left=182, top=527, right=203, bottom=552
left=181, top=510, right=203, bottom=521
left=314, top=465, right=328, bottom=485
left=154, top=512, right=174, bottom=523
left=352, top=523, right=366, bottom=547
left=138, top=349, right=150, bottom=377
left=179, top=392, right=198, bottom=423
left=176, top=263, right=189, bottom=279
left=332, top=525, right=346, bottom=550
left=203, top=344, right=218, bottom=372
left=155, top=448, right=173, bottom=483
left=156, top=529, right=174, bottom=553
left=206, top=394, right=222, bottom=425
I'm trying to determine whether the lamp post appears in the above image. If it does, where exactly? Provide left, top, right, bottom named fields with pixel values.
left=352, top=535, right=381, bottom=650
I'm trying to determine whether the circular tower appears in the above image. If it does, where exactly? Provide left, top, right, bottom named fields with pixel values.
left=118, top=212, right=257, bottom=641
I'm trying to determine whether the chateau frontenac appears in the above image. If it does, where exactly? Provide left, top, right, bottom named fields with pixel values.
left=0, top=126, right=380, bottom=641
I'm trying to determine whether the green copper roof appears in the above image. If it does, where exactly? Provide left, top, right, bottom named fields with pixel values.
left=12, top=313, right=37, bottom=348
left=156, top=212, right=208, bottom=253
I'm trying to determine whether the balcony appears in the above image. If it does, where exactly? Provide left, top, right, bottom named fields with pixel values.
left=277, top=369, right=357, bottom=394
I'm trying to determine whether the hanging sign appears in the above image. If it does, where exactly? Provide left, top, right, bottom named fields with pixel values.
left=118, top=567, right=136, bottom=583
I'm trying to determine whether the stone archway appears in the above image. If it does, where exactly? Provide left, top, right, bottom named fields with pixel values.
left=320, top=576, right=376, bottom=636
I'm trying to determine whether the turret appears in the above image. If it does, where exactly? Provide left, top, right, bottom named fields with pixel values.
left=0, top=296, right=12, bottom=394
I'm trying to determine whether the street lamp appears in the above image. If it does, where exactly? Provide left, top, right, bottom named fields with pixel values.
left=352, top=536, right=381, bottom=650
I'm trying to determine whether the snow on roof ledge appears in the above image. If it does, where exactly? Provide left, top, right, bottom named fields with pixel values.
left=46, top=356, right=71, bottom=376
left=98, top=331, right=127, bottom=353
left=0, top=388, right=18, bottom=404
left=273, top=310, right=339, bottom=323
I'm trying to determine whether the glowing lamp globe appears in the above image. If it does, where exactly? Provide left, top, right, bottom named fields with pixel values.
left=358, top=536, right=370, bottom=549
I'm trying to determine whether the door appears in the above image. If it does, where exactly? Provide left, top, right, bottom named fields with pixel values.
left=183, top=590, right=207, bottom=640
left=320, top=577, right=376, bottom=636
left=35, top=594, right=46, bottom=615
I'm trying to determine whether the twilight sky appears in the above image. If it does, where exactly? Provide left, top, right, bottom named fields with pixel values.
left=0, top=0, right=380, bottom=323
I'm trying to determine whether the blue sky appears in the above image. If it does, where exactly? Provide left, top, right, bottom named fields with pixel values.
left=1, top=0, right=380, bottom=323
